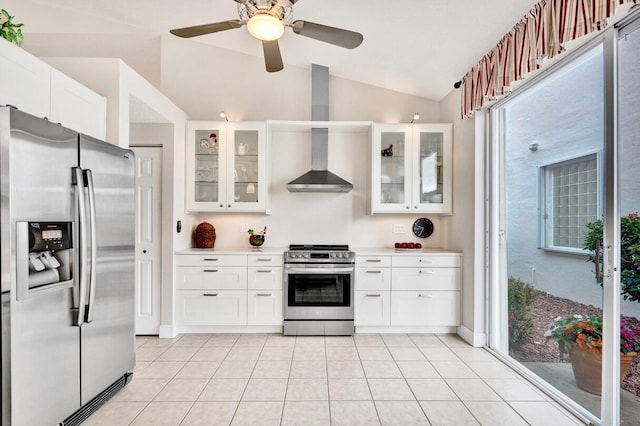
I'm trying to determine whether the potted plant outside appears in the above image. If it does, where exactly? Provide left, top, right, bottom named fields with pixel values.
left=544, top=314, right=640, bottom=394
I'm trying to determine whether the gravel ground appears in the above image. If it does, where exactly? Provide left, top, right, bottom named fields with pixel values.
left=510, top=290, right=640, bottom=396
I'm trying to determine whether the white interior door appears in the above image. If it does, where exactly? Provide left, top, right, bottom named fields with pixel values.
left=132, top=146, right=162, bottom=335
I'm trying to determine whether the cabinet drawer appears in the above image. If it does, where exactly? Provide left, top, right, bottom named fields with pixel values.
left=176, top=254, right=247, bottom=267
left=247, top=290, right=283, bottom=326
left=355, top=268, right=391, bottom=291
left=355, top=290, right=390, bottom=326
left=248, top=267, right=283, bottom=290
left=248, top=254, right=283, bottom=267
left=176, top=290, right=247, bottom=326
left=390, top=291, right=460, bottom=326
left=356, top=256, right=391, bottom=267
left=176, top=266, right=247, bottom=290
left=392, top=255, right=460, bottom=268
left=392, top=268, right=460, bottom=291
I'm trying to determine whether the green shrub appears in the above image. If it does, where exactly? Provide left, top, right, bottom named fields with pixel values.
left=508, top=276, right=537, bottom=350
left=584, top=213, right=640, bottom=303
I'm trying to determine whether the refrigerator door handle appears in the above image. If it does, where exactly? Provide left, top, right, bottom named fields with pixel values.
left=84, top=169, right=98, bottom=323
left=73, top=167, right=88, bottom=327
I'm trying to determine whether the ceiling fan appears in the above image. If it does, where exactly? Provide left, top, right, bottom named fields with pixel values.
left=169, top=0, right=364, bottom=73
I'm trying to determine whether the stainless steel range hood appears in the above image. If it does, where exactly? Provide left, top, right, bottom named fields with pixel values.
left=286, top=64, right=353, bottom=193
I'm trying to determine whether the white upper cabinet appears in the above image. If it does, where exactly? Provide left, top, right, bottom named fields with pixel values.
left=186, top=121, right=267, bottom=212
left=0, top=38, right=106, bottom=139
left=371, top=123, right=453, bottom=214
left=0, top=38, right=50, bottom=118
left=50, top=69, right=106, bottom=140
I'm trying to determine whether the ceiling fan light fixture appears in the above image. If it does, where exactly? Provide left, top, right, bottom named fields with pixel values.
left=247, top=14, right=284, bottom=41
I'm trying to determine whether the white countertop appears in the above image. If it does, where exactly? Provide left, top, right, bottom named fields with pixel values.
left=352, top=247, right=462, bottom=256
left=176, top=247, right=287, bottom=255
left=176, top=247, right=461, bottom=256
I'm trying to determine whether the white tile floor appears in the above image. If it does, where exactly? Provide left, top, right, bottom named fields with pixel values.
left=85, top=334, right=585, bottom=425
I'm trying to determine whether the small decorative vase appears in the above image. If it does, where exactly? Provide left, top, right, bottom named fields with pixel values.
left=249, top=234, right=265, bottom=248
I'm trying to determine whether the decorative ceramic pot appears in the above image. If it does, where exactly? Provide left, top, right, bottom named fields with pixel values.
left=569, top=346, right=638, bottom=395
left=249, top=234, right=265, bottom=248
left=194, top=222, right=216, bottom=248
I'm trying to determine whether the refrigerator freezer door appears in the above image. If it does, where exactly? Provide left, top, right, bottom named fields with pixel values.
left=78, top=135, right=135, bottom=405
left=1, top=107, right=81, bottom=425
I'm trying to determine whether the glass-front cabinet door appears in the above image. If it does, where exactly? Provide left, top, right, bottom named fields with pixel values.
left=187, top=122, right=227, bottom=210
left=411, top=124, right=452, bottom=214
left=227, top=122, right=266, bottom=211
left=186, top=121, right=266, bottom=212
left=372, top=124, right=412, bottom=213
left=371, top=123, right=452, bottom=214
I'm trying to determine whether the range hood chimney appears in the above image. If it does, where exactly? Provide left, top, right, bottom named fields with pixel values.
left=286, top=64, right=353, bottom=193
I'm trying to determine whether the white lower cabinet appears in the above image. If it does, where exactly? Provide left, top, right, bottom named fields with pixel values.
left=176, top=290, right=247, bottom=326
left=356, top=253, right=462, bottom=330
left=355, top=256, right=391, bottom=326
left=390, top=291, right=460, bottom=326
left=247, top=290, right=283, bottom=325
left=175, top=266, right=247, bottom=290
left=355, top=291, right=390, bottom=326
left=174, top=252, right=283, bottom=329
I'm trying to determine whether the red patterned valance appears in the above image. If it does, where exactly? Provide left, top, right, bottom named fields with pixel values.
left=461, top=0, right=639, bottom=119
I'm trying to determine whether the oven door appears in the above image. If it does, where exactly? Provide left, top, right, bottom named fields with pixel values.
left=284, top=264, right=354, bottom=320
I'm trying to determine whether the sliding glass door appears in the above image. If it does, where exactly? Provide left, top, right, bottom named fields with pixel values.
left=490, top=42, right=605, bottom=420
left=617, top=18, right=640, bottom=426
left=489, top=14, right=640, bottom=424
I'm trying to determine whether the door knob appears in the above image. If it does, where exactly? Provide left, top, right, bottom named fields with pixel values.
left=142, top=250, right=147, bottom=254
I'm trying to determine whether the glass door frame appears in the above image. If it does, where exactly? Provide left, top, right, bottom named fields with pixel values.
left=485, top=27, right=623, bottom=425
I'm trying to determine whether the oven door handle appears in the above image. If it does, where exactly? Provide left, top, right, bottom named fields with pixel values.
left=285, top=266, right=355, bottom=274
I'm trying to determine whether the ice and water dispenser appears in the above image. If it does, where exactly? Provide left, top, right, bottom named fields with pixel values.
left=17, top=222, right=73, bottom=299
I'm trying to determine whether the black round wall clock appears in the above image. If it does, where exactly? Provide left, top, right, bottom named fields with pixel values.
left=413, top=218, right=434, bottom=238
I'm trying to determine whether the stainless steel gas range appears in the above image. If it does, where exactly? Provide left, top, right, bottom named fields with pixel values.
left=283, top=244, right=355, bottom=336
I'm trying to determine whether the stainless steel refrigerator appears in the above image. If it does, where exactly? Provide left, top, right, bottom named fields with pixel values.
left=0, top=106, right=136, bottom=425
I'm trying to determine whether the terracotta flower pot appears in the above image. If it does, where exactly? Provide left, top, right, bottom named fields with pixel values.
left=568, top=346, right=638, bottom=395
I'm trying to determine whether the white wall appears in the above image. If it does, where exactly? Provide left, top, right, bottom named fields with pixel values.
left=159, top=36, right=448, bottom=251
left=440, top=89, right=484, bottom=345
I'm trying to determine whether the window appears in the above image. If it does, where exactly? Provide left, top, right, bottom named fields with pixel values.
left=539, top=152, right=600, bottom=253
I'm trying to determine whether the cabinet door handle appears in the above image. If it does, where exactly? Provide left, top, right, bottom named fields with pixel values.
left=418, top=294, right=434, bottom=298
left=418, top=270, right=434, bottom=274
left=365, top=294, right=381, bottom=297
left=365, top=259, right=382, bottom=263
left=418, top=259, right=433, bottom=263
left=366, top=270, right=382, bottom=274
left=257, top=269, right=272, bottom=273
left=203, top=269, right=219, bottom=273
left=203, top=258, right=219, bottom=261
left=257, top=258, right=271, bottom=262
left=257, top=293, right=272, bottom=297
left=203, top=293, right=218, bottom=297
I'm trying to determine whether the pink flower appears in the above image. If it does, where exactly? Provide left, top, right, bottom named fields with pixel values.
left=627, top=213, right=638, bottom=219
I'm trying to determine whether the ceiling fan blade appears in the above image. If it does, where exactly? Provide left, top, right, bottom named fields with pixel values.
left=170, top=20, right=242, bottom=38
left=262, top=40, right=284, bottom=72
left=292, top=20, right=363, bottom=49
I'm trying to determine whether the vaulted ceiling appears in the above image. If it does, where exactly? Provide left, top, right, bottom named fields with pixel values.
left=8, top=0, right=538, bottom=101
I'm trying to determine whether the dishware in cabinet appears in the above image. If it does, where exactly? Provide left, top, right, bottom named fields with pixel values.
left=186, top=121, right=267, bottom=212
left=371, top=123, right=453, bottom=214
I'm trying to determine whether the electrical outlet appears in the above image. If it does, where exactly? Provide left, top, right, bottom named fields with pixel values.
left=393, top=224, right=407, bottom=234
left=241, top=223, right=250, bottom=233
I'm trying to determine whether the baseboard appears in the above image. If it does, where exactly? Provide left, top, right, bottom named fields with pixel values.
left=158, top=324, right=178, bottom=338
left=176, top=325, right=283, bottom=334
left=457, top=324, right=486, bottom=347
left=355, top=326, right=457, bottom=334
